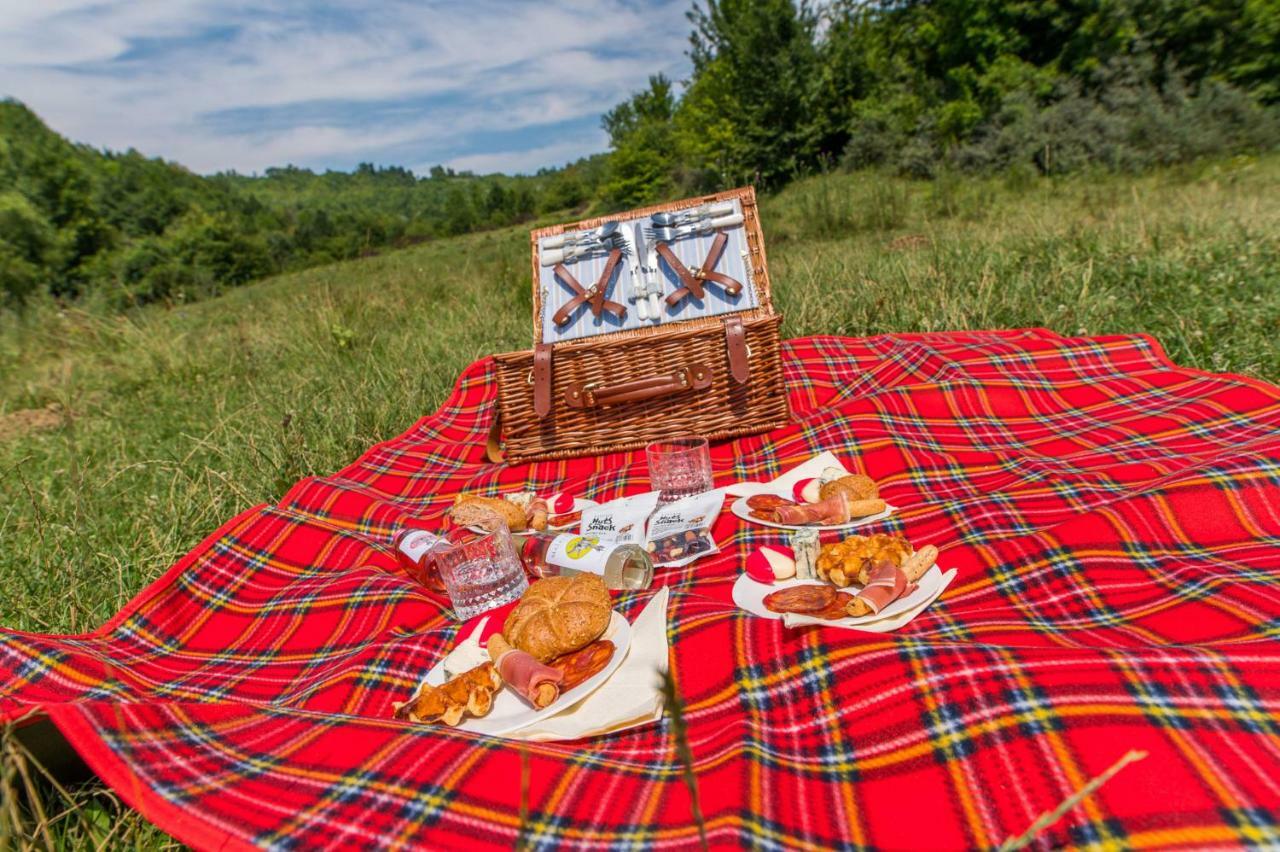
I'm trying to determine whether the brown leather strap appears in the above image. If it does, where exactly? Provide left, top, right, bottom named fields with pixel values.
left=591, top=249, right=626, bottom=317
left=551, top=251, right=627, bottom=326
left=723, top=315, right=749, bottom=384
left=485, top=410, right=506, bottom=463
left=564, top=364, right=712, bottom=409
left=655, top=242, right=705, bottom=301
left=659, top=232, right=743, bottom=307
left=532, top=343, right=553, bottom=417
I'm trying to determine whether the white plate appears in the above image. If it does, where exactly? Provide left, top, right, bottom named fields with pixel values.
left=421, top=609, right=631, bottom=737
left=785, top=569, right=957, bottom=633
left=732, top=565, right=946, bottom=625
left=467, top=498, right=599, bottom=534
left=730, top=495, right=896, bottom=532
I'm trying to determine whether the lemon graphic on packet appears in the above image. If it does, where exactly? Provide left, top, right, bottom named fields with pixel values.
left=563, top=536, right=599, bottom=560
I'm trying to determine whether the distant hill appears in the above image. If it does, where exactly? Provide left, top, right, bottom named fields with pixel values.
left=0, top=99, right=607, bottom=309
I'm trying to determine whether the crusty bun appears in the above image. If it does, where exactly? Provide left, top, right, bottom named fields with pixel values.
left=449, top=495, right=526, bottom=532
left=503, top=575, right=611, bottom=662
left=819, top=474, right=877, bottom=504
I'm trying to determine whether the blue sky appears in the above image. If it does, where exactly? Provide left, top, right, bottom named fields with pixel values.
left=0, top=0, right=693, bottom=175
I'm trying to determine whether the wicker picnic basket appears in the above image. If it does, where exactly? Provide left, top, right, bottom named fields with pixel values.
left=488, top=186, right=789, bottom=463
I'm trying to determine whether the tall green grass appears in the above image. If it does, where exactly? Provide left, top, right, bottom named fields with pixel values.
left=1, top=157, right=1278, bottom=845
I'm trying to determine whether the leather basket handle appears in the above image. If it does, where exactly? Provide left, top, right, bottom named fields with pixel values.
left=564, top=364, right=712, bottom=409
left=533, top=343, right=553, bottom=417
left=723, top=315, right=749, bottom=384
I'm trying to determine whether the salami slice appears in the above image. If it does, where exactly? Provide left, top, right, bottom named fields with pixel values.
left=551, top=640, right=615, bottom=691
left=812, top=591, right=854, bottom=620
left=548, top=510, right=582, bottom=529
left=747, top=494, right=796, bottom=511
left=763, top=584, right=837, bottom=614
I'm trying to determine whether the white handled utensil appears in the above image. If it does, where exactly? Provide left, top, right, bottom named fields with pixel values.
left=649, top=201, right=736, bottom=228
left=628, top=222, right=650, bottom=321
left=645, top=212, right=743, bottom=243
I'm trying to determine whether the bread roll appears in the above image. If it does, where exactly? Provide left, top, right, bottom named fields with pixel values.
left=503, top=575, right=611, bottom=662
left=449, top=495, right=527, bottom=532
left=846, top=498, right=886, bottom=518
left=819, top=474, right=877, bottom=503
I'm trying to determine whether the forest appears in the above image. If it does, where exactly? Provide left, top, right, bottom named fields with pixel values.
left=2, top=0, right=1277, bottom=311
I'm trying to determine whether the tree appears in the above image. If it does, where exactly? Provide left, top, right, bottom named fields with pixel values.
left=601, top=75, right=679, bottom=207
left=678, top=0, right=821, bottom=187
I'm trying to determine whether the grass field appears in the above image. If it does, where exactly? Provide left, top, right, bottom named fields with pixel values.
left=2, top=156, right=1279, bottom=845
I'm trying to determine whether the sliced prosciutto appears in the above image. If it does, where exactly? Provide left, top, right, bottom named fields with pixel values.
left=488, top=634, right=563, bottom=708
left=774, top=491, right=851, bottom=526
left=848, top=558, right=917, bottom=617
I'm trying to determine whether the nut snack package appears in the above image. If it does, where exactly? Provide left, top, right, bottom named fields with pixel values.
left=644, top=491, right=722, bottom=568
left=580, top=492, right=660, bottom=546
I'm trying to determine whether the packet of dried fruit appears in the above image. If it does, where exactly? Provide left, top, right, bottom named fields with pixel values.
left=644, top=491, right=722, bottom=568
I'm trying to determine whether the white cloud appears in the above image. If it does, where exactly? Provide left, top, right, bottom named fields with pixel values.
left=442, top=132, right=610, bottom=175
left=0, top=0, right=692, bottom=174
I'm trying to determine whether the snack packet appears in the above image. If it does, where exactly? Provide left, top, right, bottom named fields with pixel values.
left=645, top=490, right=722, bottom=568
left=579, top=491, right=660, bottom=546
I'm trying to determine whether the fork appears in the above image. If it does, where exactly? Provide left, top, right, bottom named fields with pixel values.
left=644, top=212, right=744, bottom=243
left=541, top=239, right=629, bottom=266
left=649, top=202, right=736, bottom=229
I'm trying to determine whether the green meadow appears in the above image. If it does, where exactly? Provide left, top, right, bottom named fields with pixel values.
left=2, top=157, right=1279, bottom=844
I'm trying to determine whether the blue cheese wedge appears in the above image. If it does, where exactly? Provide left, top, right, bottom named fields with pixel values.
left=790, top=528, right=820, bottom=580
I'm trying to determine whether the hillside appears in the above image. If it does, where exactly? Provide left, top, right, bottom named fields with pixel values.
left=0, top=99, right=604, bottom=309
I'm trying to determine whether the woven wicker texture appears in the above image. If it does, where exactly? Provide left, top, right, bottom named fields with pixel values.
left=494, top=187, right=789, bottom=462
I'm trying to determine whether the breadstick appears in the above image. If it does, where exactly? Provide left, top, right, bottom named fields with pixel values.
left=487, top=633, right=513, bottom=662
left=846, top=598, right=874, bottom=617
left=902, top=545, right=939, bottom=583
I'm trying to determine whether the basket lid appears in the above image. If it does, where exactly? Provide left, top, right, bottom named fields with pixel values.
left=529, top=186, right=774, bottom=346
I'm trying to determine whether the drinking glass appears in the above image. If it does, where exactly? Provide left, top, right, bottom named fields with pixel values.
left=435, top=522, right=528, bottom=621
left=646, top=437, right=714, bottom=503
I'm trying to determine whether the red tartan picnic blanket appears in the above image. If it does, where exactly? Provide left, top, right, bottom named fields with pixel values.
left=3, top=329, right=1280, bottom=850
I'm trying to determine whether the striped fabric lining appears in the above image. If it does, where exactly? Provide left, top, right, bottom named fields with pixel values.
left=536, top=197, right=758, bottom=342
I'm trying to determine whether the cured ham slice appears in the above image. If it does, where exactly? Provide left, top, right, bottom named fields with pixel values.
left=847, top=558, right=917, bottom=617
left=488, top=634, right=563, bottom=708
left=774, top=491, right=851, bottom=526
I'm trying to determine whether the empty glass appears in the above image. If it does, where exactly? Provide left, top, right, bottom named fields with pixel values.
left=434, top=522, right=528, bottom=621
left=646, top=437, right=714, bottom=503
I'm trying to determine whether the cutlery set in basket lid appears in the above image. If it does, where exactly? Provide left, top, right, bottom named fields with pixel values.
left=489, top=187, right=789, bottom=463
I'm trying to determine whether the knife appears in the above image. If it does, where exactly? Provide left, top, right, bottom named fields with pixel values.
left=630, top=222, right=650, bottom=321
left=643, top=230, right=662, bottom=319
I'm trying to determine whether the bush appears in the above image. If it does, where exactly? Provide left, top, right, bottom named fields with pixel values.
left=952, top=68, right=1280, bottom=177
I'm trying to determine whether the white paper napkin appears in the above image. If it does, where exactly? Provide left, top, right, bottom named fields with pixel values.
left=720, top=451, right=848, bottom=498
left=506, top=586, right=669, bottom=742
left=781, top=569, right=957, bottom=633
